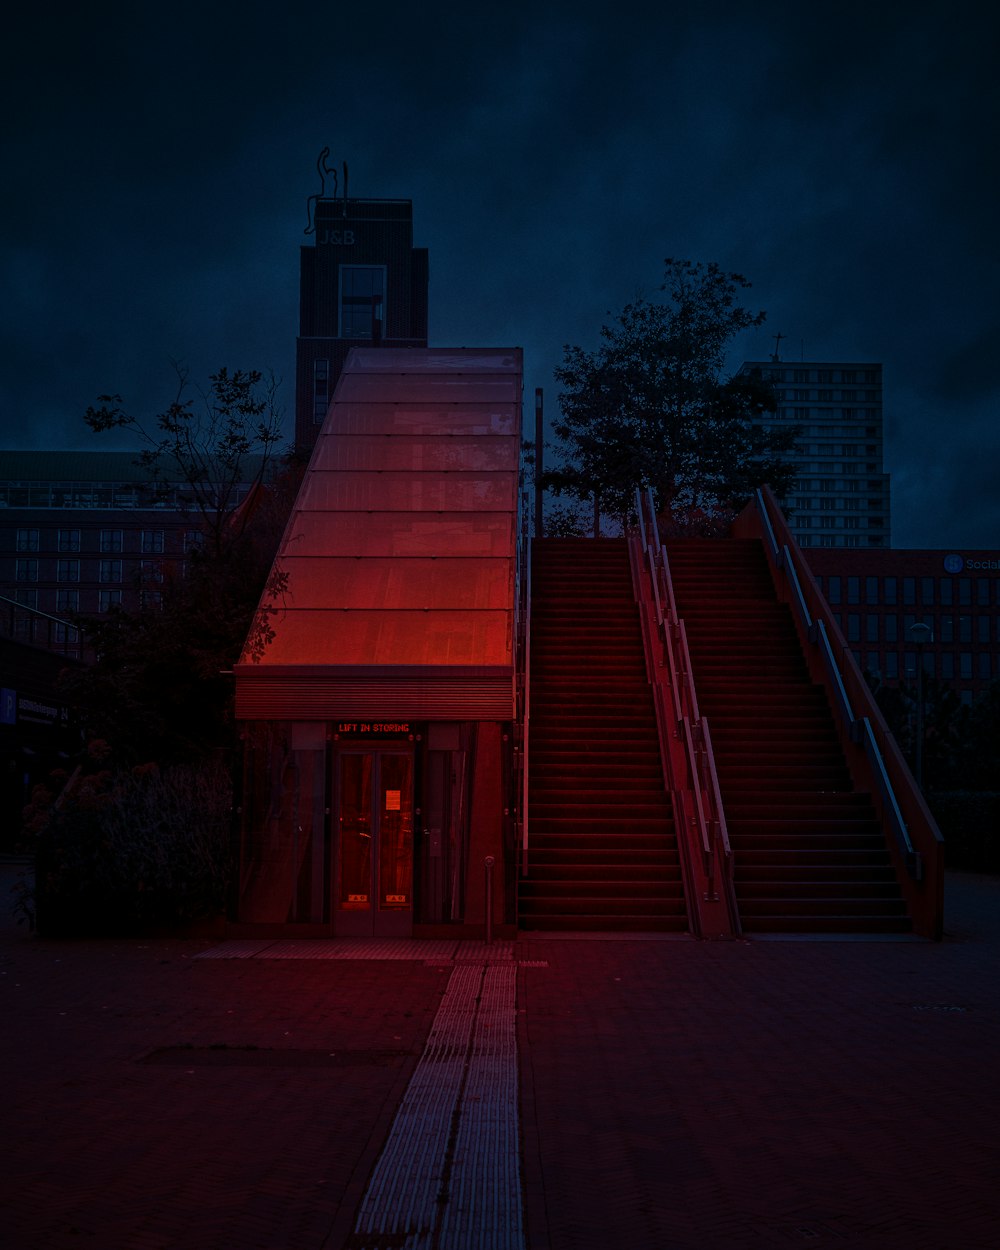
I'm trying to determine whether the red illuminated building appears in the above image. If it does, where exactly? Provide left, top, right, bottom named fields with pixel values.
left=235, top=347, right=523, bottom=936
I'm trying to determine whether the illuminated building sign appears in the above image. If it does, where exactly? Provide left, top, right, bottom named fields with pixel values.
left=943, top=554, right=1000, bottom=573
left=318, top=229, right=356, bottom=245
left=335, top=721, right=413, bottom=739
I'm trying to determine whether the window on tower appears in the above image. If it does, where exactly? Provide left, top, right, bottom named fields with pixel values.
left=340, top=266, right=387, bottom=339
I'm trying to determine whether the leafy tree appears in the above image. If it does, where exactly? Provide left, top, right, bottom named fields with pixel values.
left=62, top=367, right=299, bottom=763
left=867, top=672, right=963, bottom=790
left=84, top=365, right=284, bottom=560
left=546, top=259, right=798, bottom=530
left=955, top=680, right=1000, bottom=790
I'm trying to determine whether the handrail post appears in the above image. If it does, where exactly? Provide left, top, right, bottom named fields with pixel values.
left=484, top=855, right=495, bottom=944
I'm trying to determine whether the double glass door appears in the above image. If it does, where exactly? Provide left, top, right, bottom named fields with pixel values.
left=336, top=750, right=414, bottom=936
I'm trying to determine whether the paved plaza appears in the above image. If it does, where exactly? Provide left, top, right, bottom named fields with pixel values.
left=1, top=862, right=999, bottom=1249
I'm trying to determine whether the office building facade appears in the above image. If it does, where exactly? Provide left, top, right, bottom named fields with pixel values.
left=740, top=359, right=891, bottom=549
left=806, top=547, right=1000, bottom=703
left=0, top=450, right=267, bottom=656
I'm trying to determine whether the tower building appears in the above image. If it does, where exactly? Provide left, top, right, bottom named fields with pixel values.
left=740, top=358, right=891, bottom=549
left=295, top=163, right=428, bottom=452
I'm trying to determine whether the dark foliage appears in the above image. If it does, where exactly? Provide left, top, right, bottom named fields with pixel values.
left=546, top=259, right=799, bottom=528
left=23, top=744, right=233, bottom=936
left=64, top=366, right=301, bottom=763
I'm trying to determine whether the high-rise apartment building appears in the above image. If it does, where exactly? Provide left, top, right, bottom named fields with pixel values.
left=740, top=359, right=891, bottom=549
left=295, top=190, right=428, bottom=452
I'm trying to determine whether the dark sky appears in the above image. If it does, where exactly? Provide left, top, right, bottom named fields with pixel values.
left=2, top=0, right=997, bottom=548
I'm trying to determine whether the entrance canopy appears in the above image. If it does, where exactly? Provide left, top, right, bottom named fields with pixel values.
left=235, top=347, right=523, bottom=720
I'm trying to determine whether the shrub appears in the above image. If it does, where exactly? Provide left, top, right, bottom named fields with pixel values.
left=31, top=756, right=234, bottom=936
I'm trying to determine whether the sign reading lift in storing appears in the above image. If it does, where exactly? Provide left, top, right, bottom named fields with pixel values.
left=334, top=721, right=414, bottom=740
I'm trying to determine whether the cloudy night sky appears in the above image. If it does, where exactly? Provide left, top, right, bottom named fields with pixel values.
left=2, top=0, right=997, bottom=548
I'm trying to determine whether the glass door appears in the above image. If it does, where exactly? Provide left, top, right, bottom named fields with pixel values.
left=336, top=751, right=414, bottom=936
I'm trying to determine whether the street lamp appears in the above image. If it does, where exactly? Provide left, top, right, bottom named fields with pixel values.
left=908, top=621, right=933, bottom=788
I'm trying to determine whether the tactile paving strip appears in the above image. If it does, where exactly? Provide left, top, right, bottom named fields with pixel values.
left=351, top=962, right=524, bottom=1249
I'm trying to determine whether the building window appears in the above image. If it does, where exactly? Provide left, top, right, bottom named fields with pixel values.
left=56, top=588, right=79, bottom=614
left=940, top=615, right=954, bottom=643
left=977, top=578, right=990, bottom=606
left=866, top=615, right=879, bottom=642
left=140, top=560, right=164, bottom=584
left=884, top=614, right=897, bottom=643
left=847, top=577, right=860, bottom=604
left=939, top=578, right=953, bottom=606
left=902, top=577, right=916, bottom=605
left=847, top=614, right=861, bottom=642
left=53, top=620, right=79, bottom=646
left=827, top=576, right=841, bottom=604
left=340, top=266, right=386, bottom=339
left=100, top=529, right=123, bottom=553
left=884, top=577, right=897, bottom=605
left=99, top=559, right=122, bottom=584
left=16, top=528, right=40, bottom=552
left=15, top=558, right=38, bottom=582
left=865, top=652, right=880, bottom=675
left=141, top=530, right=164, bottom=554
left=56, top=559, right=80, bottom=583
left=978, top=616, right=991, bottom=644
left=98, top=589, right=122, bottom=613
left=959, top=616, right=973, bottom=643
left=960, top=653, right=973, bottom=679
left=140, top=589, right=163, bottom=610
left=865, top=576, right=879, bottom=605
left=58, top=528, right=81, bottom=552
left=958, top=578, right=972, bottom=606
left=920, top=577, right=934, bottom=605
left=940, top=652, right=954, bottom=680
left=978, top=653, right=992, bottom=680
left=884, top=652, right=898, bottom=680
left=313, top=357, right=330, bottom=424
left=184, top=530, right=204, bottom=553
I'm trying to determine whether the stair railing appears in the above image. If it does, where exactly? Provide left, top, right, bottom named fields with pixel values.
left=630, top=488, right=739, bottom=938
left=734, top=487, right=944, bottom=938
left=514, top=491, right=532, bottom=875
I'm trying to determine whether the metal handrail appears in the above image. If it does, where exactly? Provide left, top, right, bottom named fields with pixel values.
left=782, top=544, right=813, bottom=633
left=681, top=714, right=715, bottom=889
left=699, top=717, right=732, bottom=860
left=755, top=487, right=780, bottom=561
left=858, top=717, right=921, bottom=879
left=632, top=488, right=734, bottom=926
left=519, top=518, right=532, bottom=875
left=815, top=619, right=856, bottom=731
left=751, top=488, right=929, bottom=886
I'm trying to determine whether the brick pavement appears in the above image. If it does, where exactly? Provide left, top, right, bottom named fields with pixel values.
left=2, top=863, right=999, bottom=1249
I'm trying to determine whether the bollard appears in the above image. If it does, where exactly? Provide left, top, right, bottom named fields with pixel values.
left=484, top=855, right=495, bottom=945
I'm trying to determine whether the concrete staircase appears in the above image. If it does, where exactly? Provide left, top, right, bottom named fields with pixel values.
left=519, top=538, right=687, bottom=932
left=666, top=537, right=910, bottom=934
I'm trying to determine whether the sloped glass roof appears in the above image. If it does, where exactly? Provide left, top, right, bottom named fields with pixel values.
left=238, top=348, right=522, bottom=670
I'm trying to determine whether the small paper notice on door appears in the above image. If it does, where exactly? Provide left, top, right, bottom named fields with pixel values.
left=385, top=789, right=401, bottom=811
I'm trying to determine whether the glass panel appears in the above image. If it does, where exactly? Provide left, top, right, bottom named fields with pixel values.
left=327, top=403, right=518, bottom=437
left=279, top=558, right=512, bottom=610
left=313, top=435, right=519, bottom=473
left=335, top=374, right=519, bottom=404
left=379, top=754, right=413, bottom=910
left=289, top=513, right=515, bottom=558
left=297, top=470, right=517, bottom=512
left=239, top=723, right=327, bottom=924
left=339, top=755, right=372, bottom=909
left=257, top=609, right=512, bottom=667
